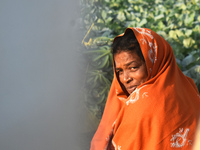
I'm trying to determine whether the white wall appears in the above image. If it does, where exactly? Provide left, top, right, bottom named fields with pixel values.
left=0, top=0, right=84, bottom=149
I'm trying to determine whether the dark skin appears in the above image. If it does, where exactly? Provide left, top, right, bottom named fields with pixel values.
left=114, top=50, right=148, bottom=95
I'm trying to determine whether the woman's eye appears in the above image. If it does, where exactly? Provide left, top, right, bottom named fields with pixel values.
left=130, top=67, right=138, bottom=70
left=116, top=70, right=123, bottom=75
left=118, top=70, right=123, bottom=74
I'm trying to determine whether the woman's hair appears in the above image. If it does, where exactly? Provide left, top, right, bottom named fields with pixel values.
left=111, top=29, right=145, bottom=62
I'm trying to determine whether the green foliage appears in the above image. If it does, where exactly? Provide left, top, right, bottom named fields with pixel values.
left=80, top=0, right=200, bottom=122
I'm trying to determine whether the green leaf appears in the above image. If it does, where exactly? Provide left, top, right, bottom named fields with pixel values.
left=157, top=21, right=165, bottom=30
left=179, top=3, right=186, bottom=10
left=154, top=14, right=164, bottom=21
left=117, top=11, right=126, bottom=21
left=198, top=16, right=200, bottom=22
left=182, top=54, right=195, bottom=67
left=101, top=10, right=107, bottom=20
left=138, top=18, right=147, bottom=27
left=183, top=38, right=195, bottom=48
left=184, top=12, right=195, bottom=26
left=185, top=29, right=193, bottom=37
left=169, top=30, right=177, bottom=39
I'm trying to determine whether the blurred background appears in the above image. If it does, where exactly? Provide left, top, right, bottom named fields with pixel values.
left=0, top=0, right=89, bottom=149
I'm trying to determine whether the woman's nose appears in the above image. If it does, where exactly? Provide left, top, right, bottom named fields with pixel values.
left=123, top=71, right=132, bottom=83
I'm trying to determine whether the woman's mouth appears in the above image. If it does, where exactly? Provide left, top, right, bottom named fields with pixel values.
left=127, top=86, right=137, bottom=94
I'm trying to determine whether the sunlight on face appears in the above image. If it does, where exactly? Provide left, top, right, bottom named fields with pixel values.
left=114, top=51, right=148, bottom=95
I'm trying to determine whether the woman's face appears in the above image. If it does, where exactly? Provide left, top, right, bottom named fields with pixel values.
left=114, top=51, right=148, bottom=95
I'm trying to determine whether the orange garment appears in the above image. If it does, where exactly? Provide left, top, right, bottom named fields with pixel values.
left=90, top=28, right=200, bottom=150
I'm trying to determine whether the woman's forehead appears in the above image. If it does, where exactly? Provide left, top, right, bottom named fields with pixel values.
left=114, top=51, right=142, bottom=66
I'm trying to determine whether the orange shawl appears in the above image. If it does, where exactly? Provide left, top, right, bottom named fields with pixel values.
left=90, top=28, right=200, bottom=150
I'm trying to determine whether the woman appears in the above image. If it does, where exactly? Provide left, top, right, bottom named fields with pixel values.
left=90, top=28, right=200, bottom=150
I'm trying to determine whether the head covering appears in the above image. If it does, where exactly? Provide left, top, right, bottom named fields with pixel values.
left=90, top=28, right=200, bottom=150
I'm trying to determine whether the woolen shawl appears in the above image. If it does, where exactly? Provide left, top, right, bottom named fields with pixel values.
left=90, top=27, right=200, bottom=150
